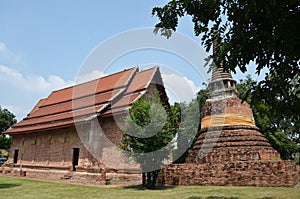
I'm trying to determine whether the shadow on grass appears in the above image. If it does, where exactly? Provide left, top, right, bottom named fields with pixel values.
left=122, top=184, right=176, bottom=191
left=0, top=183, right=21, bottom=189
left=186, top=197, right=273, bottom=199
left=207, top=197, right=239, bottom=199
left=208, top=197, right=239, bottom=199
left=187, top=197, right=240, bottom=199
left=257, top=198, right=273, bottom=199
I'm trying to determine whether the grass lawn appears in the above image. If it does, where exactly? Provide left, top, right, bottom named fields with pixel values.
left=0, top=176, right=299, bottom=199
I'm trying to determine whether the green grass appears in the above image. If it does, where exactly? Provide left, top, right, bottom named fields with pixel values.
left=0, top=176, right=299, bottom=199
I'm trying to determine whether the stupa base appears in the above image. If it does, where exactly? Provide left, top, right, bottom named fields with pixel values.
left=160, top=160, right=298, bottom=187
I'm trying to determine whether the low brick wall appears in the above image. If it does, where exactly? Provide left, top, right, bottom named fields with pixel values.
left=0, top=166, right=141, bottom=184
left=162, top=160, right=298, bottom=187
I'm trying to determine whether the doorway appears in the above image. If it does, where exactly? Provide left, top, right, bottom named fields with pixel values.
left=13, top=149, right=19, bottom=164
left=72, top=148, right=79, bottom=171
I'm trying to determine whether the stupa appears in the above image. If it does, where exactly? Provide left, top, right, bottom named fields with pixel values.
left=161, top=34, right=298, bottom=187
left=185, top=35, right=280, bottom=164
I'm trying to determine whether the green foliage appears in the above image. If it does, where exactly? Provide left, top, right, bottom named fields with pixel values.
left=153, top=0, right=299, bottom=72
left=237, top=76, right=299, bottom=159
left=294, top=157, right=300, bottom=165
left=121, top=91, right=176, bottom=154
left=120, top=90, right=177, bottom=189
left=152, top=1, right=300, bottom=138
left=0, top=106, right=17, bottom=134
left=0, top=106, right=16, bottom=150
left=0, top=136, right=12, bottom=150
left=173, top=89, right=208, bottom=163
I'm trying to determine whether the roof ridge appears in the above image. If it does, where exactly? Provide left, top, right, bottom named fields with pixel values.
left=27, top=98, right=47, bottom=116
left=144, top=66, right=159, bottom=89
left=72, top=66, right=139, bottom=89
left=46, top=66, right=137, bottom=96
left=39, top=66, right=138, bottom=108
left=138, top=66, right=157, bottom=72
left=15, top=104, right=107, bottom=128
left=39, top=87, right=124, bottom=109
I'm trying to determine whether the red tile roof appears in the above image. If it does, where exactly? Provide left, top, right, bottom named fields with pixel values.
left=125, top=67, right=156, bottom=94
left=4, top=66, right=162, bottom=135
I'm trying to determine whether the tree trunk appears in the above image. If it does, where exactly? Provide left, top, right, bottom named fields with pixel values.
left=146, top=172, right=151, bottom=188
left=149, top=170, right=158, bottom=189
left=144, top=171, right=159, bottom=189
left=142, top=173, right=146, bottom=187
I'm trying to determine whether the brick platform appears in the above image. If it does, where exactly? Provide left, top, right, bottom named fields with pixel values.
left=0, top=166, right=141, bottom=185
left=161, top=161, right=298, bottom=187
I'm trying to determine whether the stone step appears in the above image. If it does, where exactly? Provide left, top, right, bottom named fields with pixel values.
left=61, top=173, right=73, bottom=180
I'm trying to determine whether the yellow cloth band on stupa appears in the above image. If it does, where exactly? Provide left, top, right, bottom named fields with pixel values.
left=201, top=114, right=256, bottom=128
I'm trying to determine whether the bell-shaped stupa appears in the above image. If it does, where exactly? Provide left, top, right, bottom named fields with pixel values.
left=161, top=32, right=298, bottom=187
left=185, top=32, right=280, bottom=164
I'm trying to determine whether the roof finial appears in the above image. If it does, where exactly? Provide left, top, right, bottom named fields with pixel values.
left=213, top=29, right=221, bottom=60
left=208, top=29, right=239, bottom=99
left=211, top=30, right=232, bottom=81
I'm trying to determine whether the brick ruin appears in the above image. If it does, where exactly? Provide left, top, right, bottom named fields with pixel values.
left=160, top=33, right=298, bottom=187
left=160, top=57, right=298, bottom=186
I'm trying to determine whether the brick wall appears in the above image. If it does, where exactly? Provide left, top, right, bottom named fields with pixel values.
left=4, top=116, right=140, bottom=174
left=7, top=126, right=82, bottom=169
left=202, top=98, right=254, bottom=117
left=162, top=160, right=298, bottom=187
left=186, top=125, right=280, bottom=164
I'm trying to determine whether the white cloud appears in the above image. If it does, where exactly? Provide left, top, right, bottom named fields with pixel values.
left=162, top=73, right=201, bottom=103
left=0, top=41, right=21, bottom=63
left=0, top=64, right=23, bottom=79
left=0, top=64, right=73, bottom=92
left=76, top=70, right=106, bottom=84
left=0, top=64, right=74, bottom=120
left=0, top=42, right=8, bottom=53
left=1, top=104, right=27, bottom=122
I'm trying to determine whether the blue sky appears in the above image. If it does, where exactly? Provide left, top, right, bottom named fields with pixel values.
left=0, top=1, right=264, bottom=121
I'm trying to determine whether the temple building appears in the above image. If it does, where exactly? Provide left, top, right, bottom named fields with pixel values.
left=1, top=66, right=168, bottom=182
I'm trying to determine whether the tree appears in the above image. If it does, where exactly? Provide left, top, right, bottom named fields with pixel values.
left=0, top=106, right=16, bottom=134
left=173, top=88, right=208, bottom=163
left=0, top=106, right=16, bottom=150
left=0, top=136, right=12, bottom=151
left=237, top=76, right=299, bottom=160
left=152, top=0, right=300, bottom=140
left=120, top=91, right=177, bottom=189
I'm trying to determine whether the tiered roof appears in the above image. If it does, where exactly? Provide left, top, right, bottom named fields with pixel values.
left=5, top=66, right=163, bottom=135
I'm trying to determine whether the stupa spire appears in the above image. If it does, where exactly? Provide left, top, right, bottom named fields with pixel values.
left=208, top=30, right=239, bottom=99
